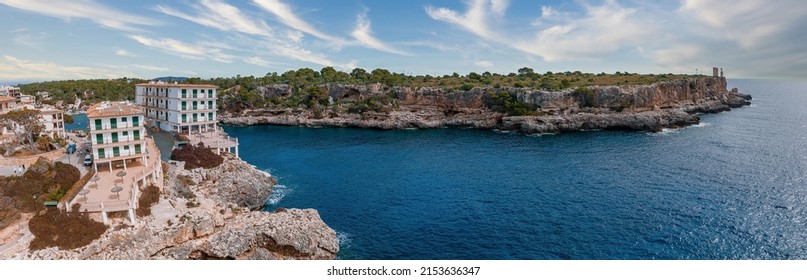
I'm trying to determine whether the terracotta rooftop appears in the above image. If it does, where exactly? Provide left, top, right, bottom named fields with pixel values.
left=87, top=101, right=142, bottom=118
left=135, top=82, right=218, bottom=89
left=0, top=96, right=15, bottom=103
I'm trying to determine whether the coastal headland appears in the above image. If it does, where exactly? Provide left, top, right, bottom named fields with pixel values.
left=0, top=155, right=339, bottom=260
left=220, top=76, right=751, bottom=133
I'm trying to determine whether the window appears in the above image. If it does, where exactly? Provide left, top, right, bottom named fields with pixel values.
left=96, top=134, right=103, bottom=144
left=132, top=116, right=139, bottom=126
left=133, top=130, right=140, bottom=140
left=193, top=101, right=197, bottom=110
left=94, top=119, right=102, bottom=130
left=135, top=144, right=142, bottom=154
left=208, top=101, right=213, bottom=109
left=182, top=101, right=187, bottom=110
left=181, top=89, right=187, bottom=98
left=208, top=112, right=213, bottom=120
left=122, top=117, right=127, bottom=123
left=207, top=90, right=213, bottom=98
left=192, top=89, right=198, bottom=98
left=98, top=148, right=105, bottom=158
left=122, top=131, right=128, bottom=136
left=123, top=145, right=129, bottom=150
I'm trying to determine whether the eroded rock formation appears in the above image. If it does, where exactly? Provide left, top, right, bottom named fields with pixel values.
left=0, top=156, right=339, bottom=260
left=221, top=77, right=751, bottom=133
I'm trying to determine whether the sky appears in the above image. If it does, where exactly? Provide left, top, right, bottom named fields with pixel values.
left=1, top=0, right=806, bottom=84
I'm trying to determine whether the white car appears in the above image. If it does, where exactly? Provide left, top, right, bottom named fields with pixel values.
left=83, top=155, right=93, bottom=166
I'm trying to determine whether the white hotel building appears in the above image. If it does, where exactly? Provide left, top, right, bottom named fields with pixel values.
left=135, top=82, right=218, bottom=134
left=87, top=101, right=148, bottom=172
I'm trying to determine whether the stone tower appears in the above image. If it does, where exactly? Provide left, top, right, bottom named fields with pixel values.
left=712, top=67, right=719, bottom=77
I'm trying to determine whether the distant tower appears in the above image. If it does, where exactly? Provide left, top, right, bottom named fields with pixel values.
left=712, top=67, right=719, bottom=77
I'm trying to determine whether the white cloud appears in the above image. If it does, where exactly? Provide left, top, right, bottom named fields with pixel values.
left=490, top=0, right=509, bottom=16
left=252, top=0, right=343, bottom=43
left=116, top=49, right=135, bottom=57
left=351, top=13, right=409, bottom=55
left=130, top=64, right=169, bottom=72
left=128, top=35, right=235, bottom=63
left=156, top=0, right=346, bottom=68
left=541, top=6, right=557, bottom=19
left=426, top=0, right=494, bottom=40
left=654, top=45, right=701, bottom=69
left=244, top=56, right=273, bottom=67
left=12, top=32, right=47, bottom=47
left=680, top=0, right=807, bottom=49
left=0, top=55, right=134, bottom=81
left=155, top=0, right=273, bottom=37
left=475, top=60, right=494, bottom=68
left=516, top=0, right=651, bottom=61
left=0, top=0, right=156, bottom=31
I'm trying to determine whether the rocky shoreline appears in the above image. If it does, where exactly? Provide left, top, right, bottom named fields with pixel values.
left=0, top=155, right=339, bottom=260
left=220, top=77, right=751, bottom=134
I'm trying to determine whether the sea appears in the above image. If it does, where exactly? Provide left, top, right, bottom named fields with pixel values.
left=220, top=79, right=807, bottom=260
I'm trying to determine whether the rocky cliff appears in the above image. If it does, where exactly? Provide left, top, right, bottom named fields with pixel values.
left=0, top=156, right=339, bottom=260
left=221, top=77, right=751, bottom=133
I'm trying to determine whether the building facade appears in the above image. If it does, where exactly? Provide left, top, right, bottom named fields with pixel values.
left=0, top=86, right=21, bottom=100
left=87, top=101, right=148, bottom=173
left=39, top=108, right=66, bottom=139
left=135, top=82, right=218, bottom=134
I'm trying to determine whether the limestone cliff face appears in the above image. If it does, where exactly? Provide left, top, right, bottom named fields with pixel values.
left=1, top=156, right=339, bottom=260
left=220, top=77, right=751, bottom=133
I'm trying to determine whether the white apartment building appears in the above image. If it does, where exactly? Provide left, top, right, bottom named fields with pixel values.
left=87, top=101, right=148, bottom=173
left=135, top=82, right=218, bottom=134
left=0, top=86, right=21, bottom=100
left=1, top=102, right=65, bottom=140
left=39, top=108, right=66, bottom=139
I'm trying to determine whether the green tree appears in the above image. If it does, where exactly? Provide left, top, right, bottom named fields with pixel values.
left=0, top=109, right=44, bottom=153
left=518, top=67, right=534, bottom=76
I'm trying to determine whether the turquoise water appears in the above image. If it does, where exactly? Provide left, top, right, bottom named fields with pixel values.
left=224, top=79, right=807, bottom=259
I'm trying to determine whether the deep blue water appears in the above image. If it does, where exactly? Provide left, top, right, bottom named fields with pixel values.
left=65, top=113, right=88, bottom=132
left=223, top=79, right=807, bottom=260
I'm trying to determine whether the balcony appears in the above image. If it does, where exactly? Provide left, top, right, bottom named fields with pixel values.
left=91, top=123, right=143, bottom=132
left=92, top=137, right=147, bottom=148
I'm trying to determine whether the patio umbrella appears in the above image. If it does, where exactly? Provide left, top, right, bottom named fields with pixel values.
left=116, top=170, right=127, bottom=183
left=111, top=185, right=123, bottom=200
left=90, top=174, right=100, bottom=189
left=78, top=188, right=90, bottom=202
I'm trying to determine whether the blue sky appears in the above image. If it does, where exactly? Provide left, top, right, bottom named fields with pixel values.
left=1, top=0, right=805, bottom=83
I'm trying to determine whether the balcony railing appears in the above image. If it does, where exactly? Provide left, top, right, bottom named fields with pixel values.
left=92, top=123, right=143, bottom=131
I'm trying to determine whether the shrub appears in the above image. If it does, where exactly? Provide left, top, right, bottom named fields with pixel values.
left=0, top=159, right=81, bottom=213
left=575, top=87, right=599, bottom=108
left=136, top=185, right=161, bottom=217
left=170, top=142, right=224, bottom=169
left=28, top=209, right=107, bottom=251
left=486, top=90, right=536, bottom=116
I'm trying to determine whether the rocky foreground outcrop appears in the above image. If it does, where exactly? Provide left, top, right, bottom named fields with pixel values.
left=0, top=156, right=339, bottom=260
left=222, top=77, right=751, bottom=133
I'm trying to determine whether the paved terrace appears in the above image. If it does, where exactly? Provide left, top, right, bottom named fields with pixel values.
left=67, top=137, right=163, bottom=224
left=180, top=127, right=239, bottom=157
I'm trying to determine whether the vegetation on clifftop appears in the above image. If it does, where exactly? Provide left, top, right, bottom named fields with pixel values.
left=170, top=142, right=225, bottom=170
left=16, top=68, right=698, bottom=109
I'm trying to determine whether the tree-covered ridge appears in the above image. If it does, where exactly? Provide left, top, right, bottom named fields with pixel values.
left=18, top=78, right=147, bottom=105
left=185, top=67, right=697, bottom=94
left=16, top=68, right=698, bottom=107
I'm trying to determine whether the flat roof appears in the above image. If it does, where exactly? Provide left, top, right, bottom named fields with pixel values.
left=0, top=96, right=15, bottom=103
left=87, top=101, right=142, bottom=118
left=135, top=82, right=218, bottom=89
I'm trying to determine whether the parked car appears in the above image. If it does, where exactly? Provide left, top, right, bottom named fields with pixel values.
left=83, top=154, right=93, bottom=166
